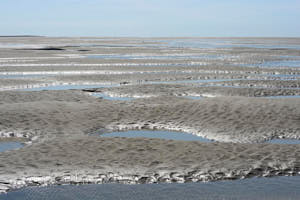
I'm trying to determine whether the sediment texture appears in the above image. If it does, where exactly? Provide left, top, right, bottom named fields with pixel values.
left=1, top=136, right=300, bottom=193
left=1, top=37, right=300, bottom=193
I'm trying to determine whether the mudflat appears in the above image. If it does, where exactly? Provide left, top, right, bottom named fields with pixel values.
left=0, top=37, right=300, bottom=193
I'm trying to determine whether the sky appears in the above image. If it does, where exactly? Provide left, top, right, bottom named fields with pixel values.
left=0, top=0, right=300, bottom=37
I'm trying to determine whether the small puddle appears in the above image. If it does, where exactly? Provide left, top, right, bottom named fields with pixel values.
left=0, top=142, right=23, bottom=152
left=91, top=93, right=133, bottom=101
left=266, top=139, right=300, bottom=144
left=100, top=130, right=213, bottom=142
left=2, top=176, right=300, bottom=200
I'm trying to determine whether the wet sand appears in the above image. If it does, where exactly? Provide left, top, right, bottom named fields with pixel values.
left=0, top=90, right=300, bottom=192
left=1, top=135, right=300, bottom=193
left=0, top=90, right=299, bottom=142
left=1, top=37, right=300, bottom=194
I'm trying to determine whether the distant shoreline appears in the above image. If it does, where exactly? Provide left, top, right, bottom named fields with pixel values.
left=0, top=36, right=300, bottom=39
left=0, top=35, right=43, bottom=37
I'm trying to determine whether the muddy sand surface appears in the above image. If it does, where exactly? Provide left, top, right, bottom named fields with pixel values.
left=0, top=90, right=300, bottom=193
left=1, top=37, right=300, bottom=194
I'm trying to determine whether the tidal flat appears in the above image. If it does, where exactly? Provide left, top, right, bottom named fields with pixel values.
left=0, top=37, right=300, bottom=199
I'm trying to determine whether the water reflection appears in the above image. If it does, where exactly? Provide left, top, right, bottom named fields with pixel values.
left=266, top=139, right=300, bottom=144
left=2, top=176, right=300, bottom=200
left=100, top=130, right=213, bottom=142
left=0, top=142, right=23, bottom=152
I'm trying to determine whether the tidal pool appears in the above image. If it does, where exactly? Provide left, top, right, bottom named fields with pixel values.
left=100, top=130, right=213, bottom=142
left=2, top=176, right=300, bottom=200
left=100, top=130, right=300, bottom=144
left=0, top=142, right=23, bottom=152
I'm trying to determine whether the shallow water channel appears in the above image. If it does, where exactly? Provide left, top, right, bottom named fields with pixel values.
left=2, top=176, right=300, bottom=200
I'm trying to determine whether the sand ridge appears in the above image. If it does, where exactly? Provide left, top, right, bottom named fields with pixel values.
left=0, top=136, right=300, bottom=193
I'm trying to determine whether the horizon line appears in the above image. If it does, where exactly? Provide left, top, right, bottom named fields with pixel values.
left=1, top=35, right=300, bottom=39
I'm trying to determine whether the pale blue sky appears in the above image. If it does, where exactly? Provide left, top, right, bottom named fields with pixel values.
left=0, top=0, right=299, bottom=37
